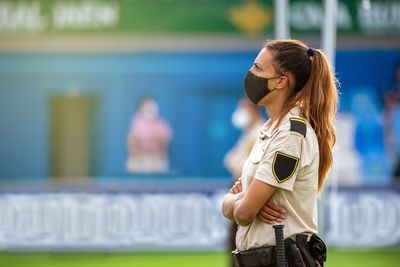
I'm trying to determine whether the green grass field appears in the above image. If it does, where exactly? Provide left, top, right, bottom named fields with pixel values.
left=0, top=249, right=399, bottom=267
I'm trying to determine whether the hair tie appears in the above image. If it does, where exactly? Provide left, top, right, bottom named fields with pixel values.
left=307, top=47, right=314, bottom=57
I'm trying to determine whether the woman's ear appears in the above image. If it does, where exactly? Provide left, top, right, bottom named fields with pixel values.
left=276, top=76, right=288, bottom=90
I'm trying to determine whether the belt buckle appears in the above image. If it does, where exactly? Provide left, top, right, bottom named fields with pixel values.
left=232, top=250, right=242, bottom=267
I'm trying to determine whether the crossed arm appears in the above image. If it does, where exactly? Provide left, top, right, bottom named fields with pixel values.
left=222, top=179, right=286, bottom=226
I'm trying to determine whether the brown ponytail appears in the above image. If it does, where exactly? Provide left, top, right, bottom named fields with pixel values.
left=265, top=40, right=338, bottom=194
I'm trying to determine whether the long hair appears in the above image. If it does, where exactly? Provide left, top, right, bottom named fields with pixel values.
left=265, top=40, right=338, bottom=193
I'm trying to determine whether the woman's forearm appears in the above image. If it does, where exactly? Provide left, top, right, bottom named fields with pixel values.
left=233, top=198, right=254, bottom=226
left=222, top=192, right=245, bottom=221
left=232, top=179, right=277, bottom=226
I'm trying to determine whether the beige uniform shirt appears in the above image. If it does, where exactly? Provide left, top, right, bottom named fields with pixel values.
left=236, top=106, right=319, bottom=251
left=224, top=120, right=264, bottom=177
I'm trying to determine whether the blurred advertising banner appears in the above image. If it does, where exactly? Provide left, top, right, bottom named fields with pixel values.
left=0, top=0, right=399, bottom=36
left=0, top=178, right=231, bottom=251
left=0, top=192, right=228, bottom=251
left=323, top=186, right=400, bottom=247
left=0, top=179, right=400, bottom=251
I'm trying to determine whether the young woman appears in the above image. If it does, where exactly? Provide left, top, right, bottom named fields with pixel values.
left=222, top=39, right=337, bottom=267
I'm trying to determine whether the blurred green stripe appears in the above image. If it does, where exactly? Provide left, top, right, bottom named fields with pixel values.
left=1, top=249, right=400, bottom=267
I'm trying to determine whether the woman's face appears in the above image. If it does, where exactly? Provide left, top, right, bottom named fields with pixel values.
left=248, top=48, right=287, bottom=106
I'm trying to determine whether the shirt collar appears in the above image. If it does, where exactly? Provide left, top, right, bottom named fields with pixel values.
left=288, top=105, right=301, bottom=117
left=259, top=106, right=302, bottom=139
left=259, top=119, right=278, bottom=139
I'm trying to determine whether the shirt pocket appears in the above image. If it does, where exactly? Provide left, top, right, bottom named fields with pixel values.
left=250, top=140, right=270, bottom=164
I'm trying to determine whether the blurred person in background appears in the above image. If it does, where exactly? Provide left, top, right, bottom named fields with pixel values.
left=222, top=40, right=337, bottom=267
left=224, top=96, right=264, bottom=267
left=126, top=97, right=173, bottom=174
left=384, top=62, right=400, bottom=182
left=224, top=97, right=264, bottom=179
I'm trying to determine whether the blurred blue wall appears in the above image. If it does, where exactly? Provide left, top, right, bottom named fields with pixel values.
left=0, top=50, right=399, bottom=179
left=336, top=50, right=400, bottom=112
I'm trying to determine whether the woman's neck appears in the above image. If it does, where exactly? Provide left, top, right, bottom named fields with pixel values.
left=265, top=106, right=279, bottom=122
left=263, top=86, right=290, bottom=123
left=264, top=96, right=286, bottom=123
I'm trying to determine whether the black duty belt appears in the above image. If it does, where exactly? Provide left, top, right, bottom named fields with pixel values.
left=232, top=234, right=327, bottom=267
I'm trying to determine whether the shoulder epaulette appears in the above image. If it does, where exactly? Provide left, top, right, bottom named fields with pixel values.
left=289, top=117, right=307, bottom=137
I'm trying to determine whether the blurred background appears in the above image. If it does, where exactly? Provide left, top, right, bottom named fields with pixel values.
left=0, top=0, right=399, bottom=266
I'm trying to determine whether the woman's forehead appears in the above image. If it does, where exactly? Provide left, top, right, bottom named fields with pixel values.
left=254, top=48, right=275, bottom=68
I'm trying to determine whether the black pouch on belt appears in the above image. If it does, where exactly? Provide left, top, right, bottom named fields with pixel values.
left=295, top=234, right=318, bottom=267
left=285, top=238, right=306, bottom=267
left=308, top=235, right=327, bottom=267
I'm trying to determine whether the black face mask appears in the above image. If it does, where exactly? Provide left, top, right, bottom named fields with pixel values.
left=244, top=71, right=280, bottom=105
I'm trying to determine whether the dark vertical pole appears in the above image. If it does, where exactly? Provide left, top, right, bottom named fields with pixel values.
left=273, top=224, right=286, bottom=267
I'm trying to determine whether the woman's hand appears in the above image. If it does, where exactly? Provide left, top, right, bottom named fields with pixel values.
left=257, top=199, right=286, bottom=224
left=229, top=178, right=242, bottom=194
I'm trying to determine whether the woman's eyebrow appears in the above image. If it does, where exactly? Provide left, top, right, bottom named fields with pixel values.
left=254, top=62, right=263, bottom=70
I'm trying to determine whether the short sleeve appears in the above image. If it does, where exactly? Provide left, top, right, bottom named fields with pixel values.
left=254, top=130, right=302, bottom=191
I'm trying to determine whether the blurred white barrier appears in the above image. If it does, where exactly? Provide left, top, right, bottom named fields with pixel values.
left=324, top=188, right=400, bottom=247
left=0, top=192, right=229, bottom=251
left=0, top=183, right=399, bottom=251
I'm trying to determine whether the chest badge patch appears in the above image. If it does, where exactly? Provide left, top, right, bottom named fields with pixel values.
left=272, top=151, right=299, bottom=183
